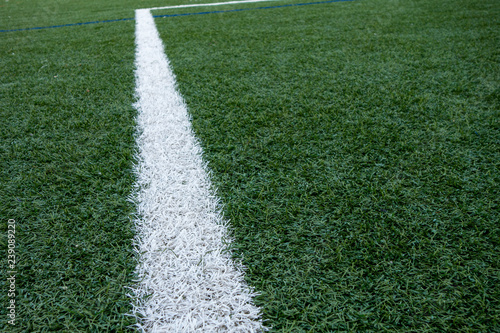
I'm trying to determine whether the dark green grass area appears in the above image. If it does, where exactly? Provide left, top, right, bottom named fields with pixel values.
left=157, top=0, right=500, bottom=331
left=0, top=21, right=138, bottom=331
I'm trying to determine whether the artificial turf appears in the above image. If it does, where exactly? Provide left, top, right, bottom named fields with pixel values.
left=1, top=0, right=498, bottom=331
left=1, top=1, right=245, bottom=330
left=156, top=0, right=499, bottom=331
left=0, top=4, right=142, bottom=332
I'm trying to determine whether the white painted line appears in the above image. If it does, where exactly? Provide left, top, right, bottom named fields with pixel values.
left=147, top=0, right=282, bottom=11
left=128, top=8, right=266, bottom=332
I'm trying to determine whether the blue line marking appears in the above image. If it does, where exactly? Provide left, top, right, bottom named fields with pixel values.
left=0, top=17, right=135, bottom=33
left=1, top=0, right=353, bottom=33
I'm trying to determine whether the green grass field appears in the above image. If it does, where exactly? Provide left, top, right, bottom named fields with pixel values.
left=0, top=4, right=140, bottom=331
left=1, top=0, right=499, bottom=331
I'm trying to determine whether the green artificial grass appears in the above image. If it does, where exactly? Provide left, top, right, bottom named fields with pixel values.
left=156, top=0, right=500, bottom=331
left=1, top=0, right=498, bottom=331
left=0, top=0, right=245, bottom=31
left=0, top=4, right=142, bottom=332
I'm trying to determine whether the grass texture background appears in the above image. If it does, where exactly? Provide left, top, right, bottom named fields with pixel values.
left=0, top=5, right=140, bottom=332
left=157, top=0, right=499, bottom=331
left=1, top=0, right=499, bottom=331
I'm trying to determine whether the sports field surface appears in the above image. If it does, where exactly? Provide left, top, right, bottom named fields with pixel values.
left=1, top=0, right=499, bottom=331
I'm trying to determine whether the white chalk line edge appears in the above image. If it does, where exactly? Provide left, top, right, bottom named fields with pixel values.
left=147, top=0, right=281, bottom=11
left=127, top=1, right=282, bottom=331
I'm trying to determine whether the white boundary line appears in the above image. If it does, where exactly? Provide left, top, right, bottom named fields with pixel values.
left=128, top=2, right=279, bottom=331
left=147, top=0, right=281, bottom=11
